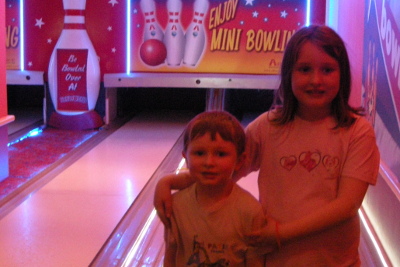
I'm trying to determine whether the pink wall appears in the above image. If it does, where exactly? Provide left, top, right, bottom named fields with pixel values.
left=335, top=1, right=400, bottom=265
left=335, top=1, right=365, bottom=107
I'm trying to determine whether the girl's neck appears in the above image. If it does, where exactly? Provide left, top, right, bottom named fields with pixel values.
left=296, top=107, right=332, bottom=122
left=195, top=181, right=234, bottom=207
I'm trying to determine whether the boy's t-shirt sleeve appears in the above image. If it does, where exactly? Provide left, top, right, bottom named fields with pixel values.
left=235, top=186, right=271, bottom=262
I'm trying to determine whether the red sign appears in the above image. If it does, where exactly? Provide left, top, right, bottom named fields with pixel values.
left=6, top=0, right=21, bottom=69
left=56, top=49, right=89, bottom=111
left=132, top=0, right=307, bottom=74
left=6, top=0, right=308, bottom=76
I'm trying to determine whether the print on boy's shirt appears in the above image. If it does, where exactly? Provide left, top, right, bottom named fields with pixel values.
left=280, top=151, right=340, bottom=174
left=186, top=235, right=230, bottom=266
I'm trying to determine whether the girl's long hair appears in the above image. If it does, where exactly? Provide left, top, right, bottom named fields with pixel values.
left=271, top=25, right=364, bottom=128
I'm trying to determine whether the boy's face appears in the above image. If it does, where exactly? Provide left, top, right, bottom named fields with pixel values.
left=183, top=132, right=243, bottom=188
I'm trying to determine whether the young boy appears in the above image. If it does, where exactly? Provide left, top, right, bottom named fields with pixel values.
left=163, top=111, right=266, bottom=267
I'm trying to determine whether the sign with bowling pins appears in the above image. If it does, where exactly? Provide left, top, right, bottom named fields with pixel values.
left=48, top=0, right=100, bottom=115
left=6, top=0, right=311, bottom=75
left=132, top=0, right=308, bottom=74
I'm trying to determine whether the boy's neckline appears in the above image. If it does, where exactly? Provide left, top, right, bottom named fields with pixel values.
left=194, top=181, right=235, bottom=209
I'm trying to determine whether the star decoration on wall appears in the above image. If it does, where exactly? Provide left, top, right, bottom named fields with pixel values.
left=108, top=0, right=119, bottom=7
left=35, top=18, right=45, bottom=28
left=245, top=0, right=254, bottom=6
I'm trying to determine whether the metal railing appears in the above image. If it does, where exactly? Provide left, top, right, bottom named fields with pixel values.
left=90, top=133, right=185, bottom=267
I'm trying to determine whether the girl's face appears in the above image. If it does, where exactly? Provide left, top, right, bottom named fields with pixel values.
left=291, top=41, right=340, bottom=120
left=183, top=132, right=243, bottom=189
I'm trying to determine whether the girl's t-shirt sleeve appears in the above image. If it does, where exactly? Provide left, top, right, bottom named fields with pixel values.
left=237, top=113, right=270, bottom=179
left=342, top=116, right=380, bottom=185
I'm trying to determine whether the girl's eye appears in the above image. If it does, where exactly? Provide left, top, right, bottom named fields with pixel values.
left=297, top=66, right=311, bottom=73
left=322, top=67, right=335, bottom=74
left=216, top=151, right=228, bottom=157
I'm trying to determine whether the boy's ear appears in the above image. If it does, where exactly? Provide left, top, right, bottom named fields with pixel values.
left=234, top=152, right=246, bottom=172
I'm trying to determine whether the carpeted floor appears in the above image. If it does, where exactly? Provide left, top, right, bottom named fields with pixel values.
left=1, top=127, right=99, bottom=200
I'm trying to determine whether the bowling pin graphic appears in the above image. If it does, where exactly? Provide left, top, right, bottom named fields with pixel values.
left=140, top=0, right=164, bottom=41
left=163, top=0, right=185, bottom=66
left=183, top=0, right=209, bottom=66
left=48, top=0, right=100, bottom=115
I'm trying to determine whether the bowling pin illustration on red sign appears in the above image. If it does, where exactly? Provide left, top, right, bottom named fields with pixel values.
left=184, top=0, right=209, bottom=66
left=139, top=0, right=167, bottom=66
left=48, top=0, right=100, bottom=115
left=140, top=0, right=164, bottom=41
left=164, top=0, right=185, bottom=66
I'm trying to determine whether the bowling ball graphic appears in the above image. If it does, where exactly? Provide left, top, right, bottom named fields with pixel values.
left=140, top=39, right=167, bottom=66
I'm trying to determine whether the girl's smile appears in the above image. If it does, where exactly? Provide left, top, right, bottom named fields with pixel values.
left=291, top=41, right=340, bottom=120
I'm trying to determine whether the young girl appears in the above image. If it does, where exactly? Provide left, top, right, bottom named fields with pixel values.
left=155, top=25, right=380, bottom=266
left=164, top=111, right=267, bottom=267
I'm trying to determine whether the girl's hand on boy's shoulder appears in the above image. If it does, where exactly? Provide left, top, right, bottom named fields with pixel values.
left=245, top=217, right=278, bottom=248
left=154, top=171, right=195, bottom=227
left=154, top=177, right=173, bottom=228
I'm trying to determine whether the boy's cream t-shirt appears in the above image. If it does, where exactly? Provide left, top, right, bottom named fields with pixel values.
left=171, top=184, right=267, bottom=267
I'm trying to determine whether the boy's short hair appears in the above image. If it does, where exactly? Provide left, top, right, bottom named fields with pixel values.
left=183, top=111, right=245, bottom=156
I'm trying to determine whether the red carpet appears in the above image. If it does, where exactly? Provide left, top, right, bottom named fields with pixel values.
left=1, top=127, right=98, bottom=200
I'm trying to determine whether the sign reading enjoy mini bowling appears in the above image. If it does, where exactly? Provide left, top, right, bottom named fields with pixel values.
left=132, top=0, right=307, bottom=74
left=6, top=0, right=308, bottom=75
left=56, top=49, right=89, bottom=111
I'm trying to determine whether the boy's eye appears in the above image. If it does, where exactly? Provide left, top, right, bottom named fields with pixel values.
left=193, top=150, right=205, bottom=156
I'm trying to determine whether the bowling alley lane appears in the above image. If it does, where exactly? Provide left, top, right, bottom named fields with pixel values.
left=0, top=110, right=196, bottom=267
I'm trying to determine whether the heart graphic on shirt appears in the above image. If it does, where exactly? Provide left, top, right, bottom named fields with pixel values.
left=322, top=155, right=339, bottom=172
left=299, top=151, right=321, bottom=172
left=280, top=156, right=297, bottom=171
